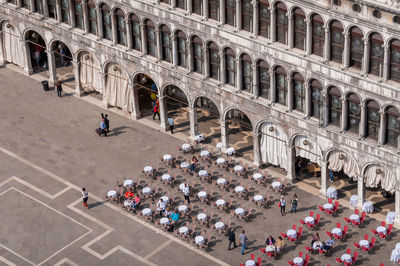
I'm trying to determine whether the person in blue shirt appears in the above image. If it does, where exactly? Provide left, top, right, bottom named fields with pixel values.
left=168, top=209, right=180, bottom=231
left=100, top=119, right=107, bottom=136
left=329, top=170, right=334, bottom=182
left=168, top=117, right=174, bottom=134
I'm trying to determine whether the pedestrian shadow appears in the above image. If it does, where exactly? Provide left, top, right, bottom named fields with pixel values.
left=88, top=201, right=105, bottom=209
left=108, top=126, right=129, bottom=137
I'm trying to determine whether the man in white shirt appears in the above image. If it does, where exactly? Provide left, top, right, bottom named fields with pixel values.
left=182, top=183, right=190, bottom=203
left=157, top=198, right=166, bottom=217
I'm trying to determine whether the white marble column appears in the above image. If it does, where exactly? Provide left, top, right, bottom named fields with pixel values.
left=320, top=160, right=328, bottom=198
left=219, top=51, right=225, bottom=83
left=140, top=23, right=147, bottom=55
left=362, top=39, right=370, bottom=76
left=252, top=0, right=258, bottom=37
left=359, top=105, right=366, bottom=138
left=236, top=58, right=242, bottom=92
left=342, top=32, right=350, bottom=69
left=394, top=190, right=400, bottom=226
left=220, top=119, right=229, bottom=150
left=378, top=111, right=386, bottom=145
left=253, top=131, right=261, bottom=166
left=171, top=0, right=176, bottom=9
left=186, top=0, right=192, bottom=14
left=22, top=40, right=33, bottom=75
left=252, top=64, right=258, bottom=97
left=305, top=82, right=311, bottom=117
left=0, top=31, right=5, bottom=65
left=82, top=2, right=89, bottom=34
left=383, top=45, right=389, bottom=82
left=73, top=60, right=82, bottom=96
left=269, top=69, right=275, bottom=103
left=286, top=145, right=295, bottom=181
left=236, top=0, right=241, bottom=30
left=131, top=84, right=140, bottom=120
left=323, top=27, right=330, bottom=63
left=357, top=175, right=365, bottom=209
left=269, top=9, right=276, bottom=42
left=203, top=45, right=209, bottom=77
left=172, top=36, right=178, bottom=66
left=203, top=0, right=209, bottom=20
left=159, top=95, right=168, bottom=131
left=189, top=107, right=198, bottom=140
left=287, top=14, right=294, bottom=49
left=111, top=13, right=117, bottom=45
left=340, top=97, right=348, bottom=132
left=42, top=0, right=49, bottom=17
left=29, top=0, right=34, bottom=13
left=305, top=20, right=312, bottom=55
left=219, top=0, right=225, bottom=25
left=46, top=49, right=57, bottom=85
left=101, top=71, right=108, bottom=107
left=96, top=7, right=103, bottom=39
left=126, top=17, right=133, bottom=50
left=287, top=76, right=293, bottom=110
left=156, top=29, right=162, bottom=60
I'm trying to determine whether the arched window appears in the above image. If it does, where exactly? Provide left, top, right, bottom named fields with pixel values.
left=276, top=2, right=288, bottom=44
left=293, top=72, right=305, bottom=112
left=177, top=31, right=187, bottom=67
left=386, top=106, right=400, bottom=147
left=347, top=93, right=361, bottom=133
left=208, top=42, right=220, bottom=80
left=177, top=0, right=185, bottom=9
left=192, top=36, right=203, bottom=74
left=21, top=0, right=29, bottom=8
left=146, top=20, right=156, bottom=56
left=130, top=14, right=141, bottom=51
left=225, top=48, right=236, bottom=85
left=61, top=0, right=70, bottom=23
left=48, top=0, right=56, bottom=18
left=88, top=0, right=97, bottom=34
left=293, top=8, right=306, bottom=50
left=209, top=0, right=219, bottom=21
left=259, top=1, right=270, bottom=38
left=312, top=14, right=324, bottom=57
left=241, top=54, right=252, bottom=91
left=226, top=0, right=236, bottom=26
left=369, top=33, right=384, bottom=76
left=328, top=87, right=342, bottom=127
left=193, top=0, right=202, bottom=15
left=116, top=9, right=127, bottom=46
left=161, top=25, right=172, bottom=62
left=242, top=0, right=253, bottom=32
left=350, top=27, right=363, bottom=69
left=389, top=40, right=400, bottom=82
left=330, top=20, right=343, bottom=63
left=366, top=100, right=380, bottom=140
left=101, top=4, right=112, bottom=40
left=74, top=0, right=83, bottom=29
left=34, top=0, right=43, bottom=14
left=275, top=66, right=287, bottom=104
left=257, top=60, right=270, bottom=98
left=310, top=79, right=323, bottom=119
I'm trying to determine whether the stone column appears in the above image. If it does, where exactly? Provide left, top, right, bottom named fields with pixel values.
left=82, top=2, right=89, bottom=34
left=73, top=60, right=82, bottom=96
left=305, top=20, right=312, bottom=55
left=131, top=85, right=140, bottom=120
left=156, top=29, right=162, bottom=60
left=323, top=27, right=330, bottom=63
left=96, top=7, right=103, bottom=39
left=252, top=0, right=259, bottom=36
left=341, top=97, right=347, bottom=132
left=69, top=0, right=75, bottom=27
left=111, top=13, right=117, bottom=45
left=269, top=69, right=275, bottom=102
left=219, top=51, right=225, bottom=83
left=236, top=0, right=241, bottom=30
left=287, top=76, right=293, bottom=110
left=203, top=0, right=209, bottom=20
left=172, top=36, right=178, bottom=66
left=0, top=31, right=5, bottom=65
left=43, top=0, right=49, bottom=17
left=189, top=107, right=198, bottom=140
left=29, top=0, right=34, bottom=13
left=56, top=0, right=62, bottom=23
left=186, top=40, right=192, bottom=71
left=305, top=82, right=311, bottom=117
left=220, top=119, right=229, bottom=150
left=16, top=0, right=22, bottom=7
left=342, top=32, right=350, bottom=68
left=394, top=190, right=400, bottom=226
left=362, top=39, right=370, bottom=76
left=236, top=58, right=242, bottom=92
left=359, top=105, right=366, bottom=138
left=357, top=175, right=365, bottom=209
left=186, top=0, right=192, bottom=14
left=323, top=91, right=329, bottom=126
left=252, top=131, right=261, bottom=166
left=203, top=45, right=209, bottom=77
left=140, top=23, right=147, bottom=55
left=270, top=9, right=276, bottom=42
left=378, top=111, right=386, bottom=145
left=219, top=0, right=225, bottom=25
left=286, top=145, right=295, bottom=181
left=101, top=71, right=108, bottom=107
left=22, top=40, right=33, bottom=75
left=383, top=45, right=389, bottom=82
left=320, top=160, right=328, bottom=198
left=126, top=17, right=133, bottom=50
left=46, top=49, right=57, bottom=85
left=252, top=64, right=258, bottom=97
left=159, top=95, right=168, bottom=131
left=287, top=14, right=294, bottom=49
left=171, top=0, right=176, bottom=9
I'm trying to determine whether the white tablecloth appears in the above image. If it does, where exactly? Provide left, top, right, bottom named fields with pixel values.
left=245, top=260, right=255, bottom=266
left=142, top=187, right=152, bottom=194
left=396, top=243, right=400, bottom=250
left=377, top=226, right=387, bottom=234
left=107, top=190, right=117, bottom=197
left=390, top=249, right=400, bottom=262
left=161, top=196, right=169, bottom=203
left=198, top=191, right=207, bottom=198
left=142, top=208, right=152, bottom=216
left=235, top=186, right=245, bottom=193
left=293, top=257, right=303, bottom=266
left=124, top=180, right=133, bottom=186
left=287, top=229, right=297, bottom=238
left=305, top=216, right=315, bottom=224
left=332, top=228, right=342, bottom=236
left=179, top=183, right=185, bottom=191
left=179, top=226, right=188, bottom=235
left=254, top=195, right=264, bottom=202
left=253, top=173, right=263, bottom=180
left=195, top=235, right=205, bottom=245
left=162, top=174, right=171, bottom=181
left=178, top=205, right=187, bottom=212
left=387, top=212, right=396, bottom=224
left=313, top=241, right=322, bottom=250
left=216, top=199, right=226, bottom=207
left=323, top=203, right=333, bottom=210
left=163, top=154, right=172, bottom=161
left=216, top=158, right=226, bottom=165
left=200, top=150, right=210, bottom=157
left=216, top=142, right=223, bottom=150
left=265, top=245, right=275, bottom=252
left=217, top=178, right=227, bottom=185
left=124, top=200, right=133, bottom=207
left=198, top=170, right=208, bottom=177
left=197, top=213, right=207, bottom=221
left=350, top=195, right=358, bottom=207
left=144, top=166, right=153, bottom=173
left=234, top=165, right=243, bottom=172
left=341, top=254, right=352, bottom=263
left=194, top=134, right=204, bottom=142
left=272, top=181, right=281, bottom=189
left=225, top=147, right=235, bottom=155
left=359, top=240, right=370, bottom=248
left=160, top=217, right=170, bottom=225
left=215, top=222, right=225, bottom=230
left=235, top=208, right=245, bottom=215
left=326, top=187, right=337, bottom=199
left=182, top=143, right=191, bottom=152
left=362, top=201, right=374, bottom=213
left=350, top=214, right=360, bottom=223
left=180, top=162, right=189, bottom=169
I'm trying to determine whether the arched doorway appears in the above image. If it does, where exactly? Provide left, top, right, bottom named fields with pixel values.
left=2, top=22, right=24, bottom=67
left=50, top=40, right=74, bottom=88
left=224, top=109, right=253, bottom=160
left=78, top=51, right=101, bottom=95
left=293, top=135, right=322, bottom=182
left=105, top=63, right=131, bottom=112
left=25, top=30, right=46, bottom=73
left=259, top=122, right=288, bottom=171
left=193, top=96, right=220, bottom=144
left=163, top=85, right=189, bottom=134
left=133, top=73, right=158, bottom=118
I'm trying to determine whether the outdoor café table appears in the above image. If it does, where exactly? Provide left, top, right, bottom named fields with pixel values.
left=313, top=241, right=322, bottom=250
left=197, top=213, right=207, bottom=221
left=144, top=166, right=153, bottom=173
left=194, top=134, right=204, bottom=142
left=217, top=178, right=227, bottom=185
left=216, top=158, right=226, bottom=165
left=272, top=181, right=282, bottom=189
left=341, top=254, right=352, bottom=264
left=305, top=216, right=315, bottom=224
left=326, top=187, right=337, bottom=199
left=265, top=245, right=275, bottom=252
left=323, top=203, right=333, bottom=210
left=160, top=217, right=170, bottom=226
left=198, top=170, right=208, bottom=177
left=124, top=180, right=133, bottom=187
left=160, top=196, right=169, bottom=203
left=234, top=165, right=244, bottom=172
left=245, top=260, right=255, bottom=266
left=391, top=249, right=400, bottom=262
left=235, top=186, right=245, bottom=193
left=377, top=226, right=387, bottom=235
left=179, top=226, right=188, bottom=235
left=198, top=191, right=207, bottom=199
left=332, top=227, right=342, bottom=236
left=200, top=150, right=210, bottom=157
left=178, top=205, right=188, bottom=213
left=359, top=240, right=370, bottom=249
left=235, top=208, right=245, bottom=216
left=182, top=143, right=192, bottom=152
left=142, top=208, right=152, bottom=216
left=179, top=183, right=185, bottom=191
left=293, top=257, right=304, bottom=266
left=286, top=229, right=297, bottom=239
left=216, top=142, right=223, bottom=150
left=362, top=201, right=374, bottom=213
left=216, top=199, right=226, bottom=207
left=162, top=174, right=171, bottom=181
left=350, top=195, right=358, bottom=207
left=254, top=195, right=264, bottom=202
left=142, top=187, right=152, bottom=195
left=195, top=236, right=205, bottom=245
left=396, top=243, right=400, bottom=250
left=215, top=222, right=225, bottom=230
left=163, top=154, right=172, bottom=161
left=180, top=162, right=189, bottom=169
left=253, top=173, right=263, bottom=180
left=107, top=190, right=117, bottom=198
left=387, top=212, right=396, bottom=224
left=350, top=214, right=360, bottom=223
left=225, top=147, right=236, bottom=156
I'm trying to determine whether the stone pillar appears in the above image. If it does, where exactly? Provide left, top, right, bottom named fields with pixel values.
left=219, top=51, right=225, bottom=83
left=69, top=0, right=75, bottom=27
left=357, top=175, right=365, bottom=209
left=362, top=39, right=370, bottom=76
left=323, top=27, right=330, bottom=63
left=82, top=2, right=89, bottom=34
left=96, top=7, right=103, bottom=39
left=394, top=190, right=400, bottom=226
left=159, top=95, right=168, bottom=131
left=378, top=111, right=386, bottom=145
left=219, top=0, right=225, bottom=25
left=203, top=45, right=209, bottom=77
left=320, top=160, right=328, bottom=198
left=383, top=45, right=389, bottom=82
left=359, top=105, right=366, bottom=138
left=171, top=0, right=176, bottom=8
left=220, top=119, right=229, bottom=150
left=287, top=14, right=294, bottom=49
left=140, top=23, right=147, bottom=55
left=252, top=64, right=258, bottom=97
left=305, top=20, right=312, bottom=55
left=270, top=9, right=276, bottom=42
left=186, top=40, right=193, bottom=71
left=236, top=0, right=241, bottom=30
left=0, top=31, right=5, bottom=65
left=126, top=17, right=133, bottom=50
left=101, top=71, right=108, bottom=107
left=42, top=0, right=49, bottom=17
left=189, top=107, right=198, bottom=139
left=236, top=58, right=241, bottom=92
left=252, top=0, right=259, bottom=37
left=323, top=91, right=329, bottom=126
left=56, top=0, right=62, bottom=23
left=46, top=49, right=57, bottom=85
left=286, top=145, right=295, bottom=181
left=342, top=32, right=349, bottom=69
left=253, top=131, right=261, bottom=166
left=203, top=0, right=209, bottom=20
left=131, top=85, right=140, bottom=119
left=341, top=97, right=348, bottom=132
left=22, top=40, right=33, bottom=75
left=73, top=60, right=82, bottom=96
left=186, top=0, right=192, bottom=14
left=305, top=83, right=311, bottom=117
left=156, top=29, right=162, bottom=60
left=111, top=13, right=117, bottom=45
left=269, top=68, right=275, bottom=102
left=287, top=76, right=293, bottom=110
left=172, top=36, right=178, bottom=66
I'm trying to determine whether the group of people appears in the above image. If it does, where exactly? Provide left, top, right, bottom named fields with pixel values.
left=156, top=197, right=180, bottom=231
left=279, top=194, right=299, bottom=216
left=96, top=113, right=110, bottom=136
left=123, top=189, right=141, bottom=213
left=310, top=232, right=335, bottom=254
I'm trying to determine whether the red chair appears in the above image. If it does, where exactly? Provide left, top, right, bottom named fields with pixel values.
left=325, top=208, right=334, bottom=215
left=342, top=225, right=348, bottom=238
left=281, top=232, right=287, bottom=238
left=353, top=251, right=359, bottom=263
left=364, top=234, right=369, bottom=240
left=288, top=235, right=297, bottom=242
left=370, top=237, right=376, bottom=249
left=318, top=206, right=324, bottom=212
left=240, top=264, right=245, bottom=266
left=256, top=257, right=262, bottom=266
left=355, top=209, right=360, bottom=215
left=360, top=212, right=367, bottom=224
left=288, top=260, right=295, bottom=266
left=326, top=231, right=333, bottom=237
left=293, top=224, right=297, bottom=230
left=387, top=224, right=393, bottom=238
left=250, top=253, right=255, bottom=260
left=297, top=227, right=303, bottom=240
left=267, top=251, right=275, bottom=258
left=299, top=219, right=305, bottom=225
left=299, top=251, right=303, bottom=258
left=315, top=214, right=321, bottom=226
left=328, top=198, right=333, bottom=204
left=335, top=258, right=343, bottom=264
left=333, top=201, right=340, bottom=213
left=305, top=246, right=313, bottom=253
left=344, top=217, right=352, bottom=224
left=336, top=222, right=341, bottom=228
left=309, top=211, right=314, bottom=217
left=353, top=242, right=360, bottom=249
left=304, top=255, right=310, bottom=266
left=307, top=222, right=315, bottom=229
left=346, top=248, right=351, bottom=254
left=259, top=248, right=266, bottom=254
left=381, top=221, right=386, bottom=227
left=371, top=229, right=378, bottom=235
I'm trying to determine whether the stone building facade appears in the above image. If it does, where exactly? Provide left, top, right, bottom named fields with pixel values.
left=1, top=0, right=400, bottom=223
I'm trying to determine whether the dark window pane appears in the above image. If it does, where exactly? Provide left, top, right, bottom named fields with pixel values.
left=242, top=60, right=252, bottom=90
left=312, top=18, right=324, bottom=57
left=61, top=0, right=69, bottom=23
left=275, top=72, right=287, bottom=104
left=242, top=0, right=252, bottom=32
left=276, top=8, right=288, bottom=44
left=330, top=24, right=343, bottom=63
left=258, top=66, right=269, bottom=98
left=209, top=0, right=219, bottom=21
left=293, top=80, right=304, bottom=111
left=226, top=54, right=236, bottom=85
left=294, top=12, right=306, bottom=50
left=259, top=2, right=270, bottom=38
left=226, top=0, right=236, bottom=26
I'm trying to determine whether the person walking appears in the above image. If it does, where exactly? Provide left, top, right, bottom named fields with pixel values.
left=104, top=114, right=110, bottom=132
left=279, top=196, right=286, bottom=216
left=168, top=116, right=174, bottom=134
left=82, top=187, right=89, bottom=209
left=56, top=81, right=63, bottom=97
left=182, top=183, right=190, bottom=203
left=189, top=156, right=198, bottom=175
left=227, top=229, right=237, bottom=250
left=100, top=118, right=107, bottom=136
left=329, top=170, right=334, bottom=182
left=34, top=49, right=41, bottom=70
left=289, top=194, right=298, bottom=213
left=239, top=230, right=248, bottom=255
left=152, top=103, right=160, bottom=120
